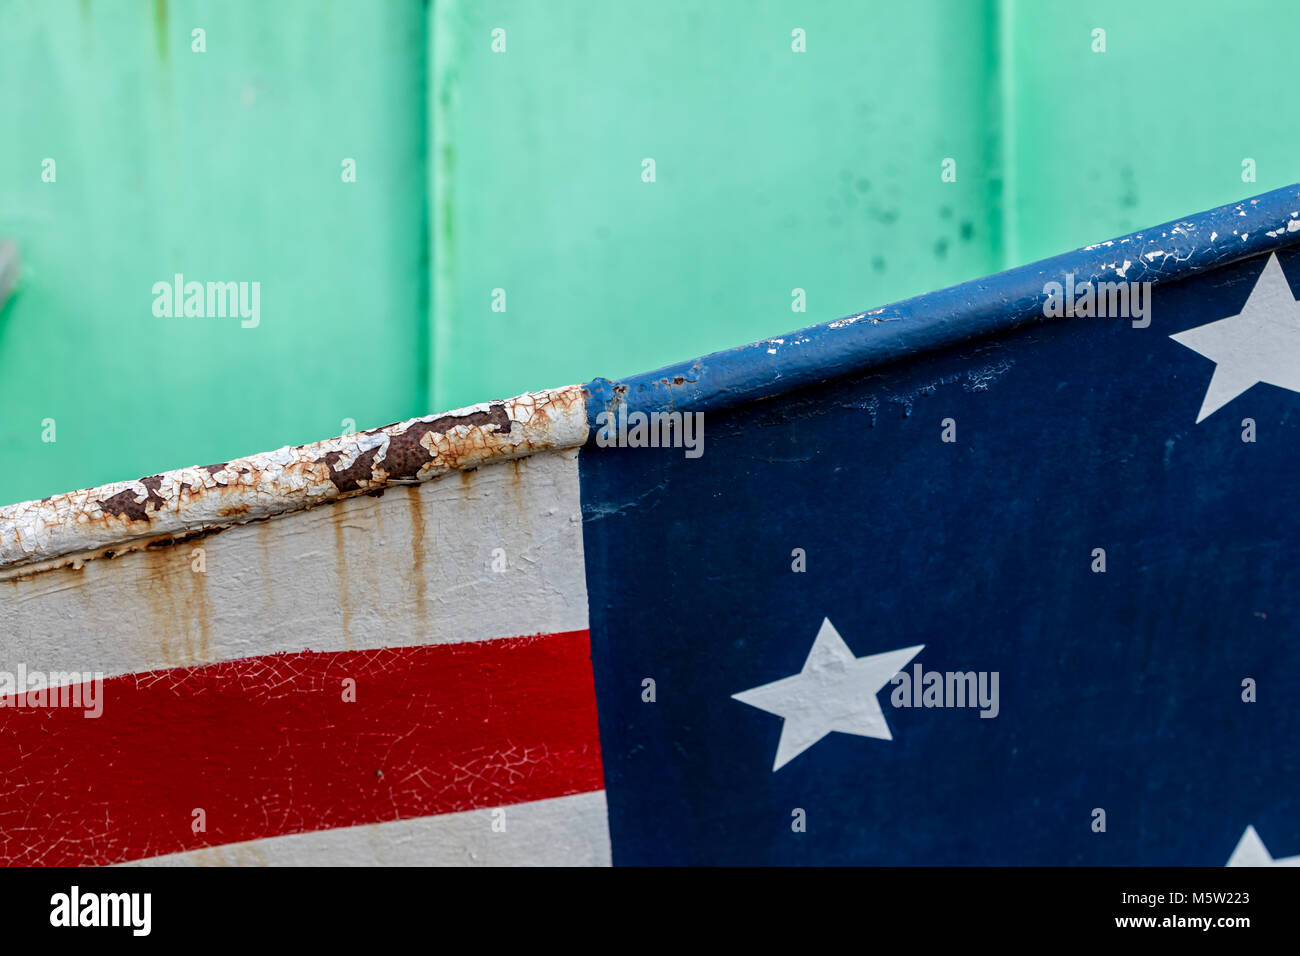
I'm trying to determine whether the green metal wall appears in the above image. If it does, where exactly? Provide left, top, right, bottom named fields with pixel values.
left=1, top=0, right=1296, bottom=505
left=0, top=0, right=429, bottom=505
left=428, top=0, right=1001, bottom=410
left=1003, top=0, right=1299, bottom=263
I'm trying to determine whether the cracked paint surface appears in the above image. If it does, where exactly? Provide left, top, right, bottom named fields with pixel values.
left=0, top=385, right=588, bottom=573
left=0, top=443, right=601, bottom=866
left=0, top=631, right=602, bottom=866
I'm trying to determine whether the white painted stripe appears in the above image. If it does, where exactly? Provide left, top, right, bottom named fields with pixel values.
left=0, top=449, right=588, bottom=682
left=124, top=790, right=612, bottom=867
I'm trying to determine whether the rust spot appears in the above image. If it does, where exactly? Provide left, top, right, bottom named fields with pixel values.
left=97, top=490, right=144, bottom=521
left=201, top=463, right=231, bottom=486
left=140, top=543, right=210, bottom=668
left=389, top=405, right=514, bottom=476
left=508, top=460, right=527, bottom=507
left=0, top=524, right=232, bottom=583
left=142, top=475, right=165, bottom=501
left=189, top=548, right=212, bottom=664
left=143, top=526, right=224, bottom=551
left=217, top=504, right=251, bottom=518
left=323, top=405, right=513, bottom=493
left=98, top=475, right=167, bottom=523
left=506, top=458, right=530, bottom=514
left=320, top=446, right=383, bottom=494
left=332, top=506, right=353, bottom=651
left=409, top=487, right=427, bottom=626
left=459, top=470, right=473, bottom=501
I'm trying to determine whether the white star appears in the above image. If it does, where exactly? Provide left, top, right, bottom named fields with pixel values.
left=1171, top=252, right=1300, bottom=423
left=731, top=618, right=922, bottom=771
left=1226, top=825, right=1300, bottom=866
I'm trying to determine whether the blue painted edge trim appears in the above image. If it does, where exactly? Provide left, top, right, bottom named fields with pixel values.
left=582, top=184, right=1300, bottom=426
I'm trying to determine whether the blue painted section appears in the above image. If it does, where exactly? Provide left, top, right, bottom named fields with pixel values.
left=580, top=244, right=1300, bottom=864
left=584, top=184, right=1300, bottom=424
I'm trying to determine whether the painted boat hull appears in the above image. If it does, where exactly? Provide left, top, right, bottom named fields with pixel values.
left=4, top=187, right=1300, bottom=866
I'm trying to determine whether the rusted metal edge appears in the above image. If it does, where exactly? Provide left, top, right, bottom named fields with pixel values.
left=0, top=385, right=589, bottom=575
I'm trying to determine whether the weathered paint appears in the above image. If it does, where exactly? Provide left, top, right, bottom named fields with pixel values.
left=2, top=449, right=589, bottom=674
left=0, top=385, right=587, bottom=574
left=585, top=186, right=1300, bottom=423
left=8, top=184, right=1300, bottom=867
left=0, top=443, right=605, bottom=865
left=0, top=633, right=602, bottom=866
left=578, top=191, right=1300, bottom=865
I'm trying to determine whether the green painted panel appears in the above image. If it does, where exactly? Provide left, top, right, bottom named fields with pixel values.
left=430, top=0, right=1003, bottom=411
left=1004, top=0, right=1300, bottom=264
left=0, top=0, right=428, bottom=505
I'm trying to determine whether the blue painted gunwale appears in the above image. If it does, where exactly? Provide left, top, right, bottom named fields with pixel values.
left=583, top=184, right=1300, bottom=421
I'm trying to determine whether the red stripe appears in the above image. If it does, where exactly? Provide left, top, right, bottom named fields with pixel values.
left=0, top=630, right=602, bottom=866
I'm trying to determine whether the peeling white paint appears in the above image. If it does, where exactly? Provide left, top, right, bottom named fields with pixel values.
left=0, top=385, right=590, bottom=572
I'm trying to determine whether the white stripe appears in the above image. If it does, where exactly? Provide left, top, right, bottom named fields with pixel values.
left=0, top=449, right=588, bottom=681
left=124, top=790, right=611, bottom=867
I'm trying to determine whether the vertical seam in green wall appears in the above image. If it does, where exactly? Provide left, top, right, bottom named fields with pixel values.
left=429, top=0, right=457, bottom=414
left=996, top=0, right=1018, bottom=270
left=416, top=0, right=432, bottom=416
